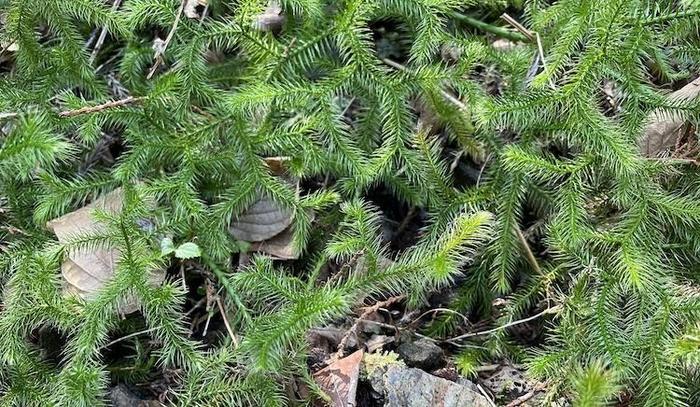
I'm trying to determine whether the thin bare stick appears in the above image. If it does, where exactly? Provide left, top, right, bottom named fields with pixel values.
left=394, top=207, right=416, bottom=238
left=500, top=13, right=535, bottom=41
left=645, top=157, right=699, bottom=165
left=0, top=112, right=19, bottom=120
left=502, top=13, right=555, bottom=89
left=216, top=297, right=239, bottom=348
left=198, top=4, right=209, bottom=25
left=90, top=0, right=123, bottom=64
left=409, top=307, right=470, bottom=328
left=477, top=384, right=497, bottom=407
left=59, top=96, right=145, bottom=118
left=103, top=327, right=159, bottom=349
left=516, top=227, right=542, bottom=275
left=335, top=295, right=405, bottom=358
left=445, top=305, right=561, bottom=344
left=505, top=391, right=536, bottom=407
left=180, top=263, right=187, bottom=292
left=535, top=32, right=556, bottom=89
left=147, top=0, right=187, bottom=79
left=102, top=297, right=206, bottom=349
left=202, top=310, right=213, bottom=337
left=475, top=153, right=492, bottom=188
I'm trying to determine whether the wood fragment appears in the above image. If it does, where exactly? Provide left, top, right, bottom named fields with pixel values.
left=89, top=0, right=123, bottom=64
left=505, top=390, right=536, bottom=407
left=147, top=0, right=187, bottom=79
left=59, top=97, right=146, bottom=118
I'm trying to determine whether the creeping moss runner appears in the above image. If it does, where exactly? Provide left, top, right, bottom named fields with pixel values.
left=1, top=0, right=700, bottom=405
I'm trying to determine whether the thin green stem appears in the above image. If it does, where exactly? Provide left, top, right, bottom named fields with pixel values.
left=643, top=8, right=700, bottom=25
left=451, top=12, right=530, bottom=43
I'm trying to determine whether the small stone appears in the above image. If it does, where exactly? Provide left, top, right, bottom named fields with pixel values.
left=397, top=338, right=445, bottom=371
left=482, top=365, right=529, bottom=402
left=367, top=364, right=491, bottom=407
left=109, top=384, right=159, bottom=407
left=431, top=366, right=459, bottom=382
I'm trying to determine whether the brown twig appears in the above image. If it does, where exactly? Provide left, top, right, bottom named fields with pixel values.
left=394, top=207, right=416, bottom=238
left=335, top=295, right=405, bottom=358
left=502, top=13, right=555, bottom=89
left=216, top=297, right=239, bottom=348
left=500, top=13, right=535, bottom=41
left=505, top=391, right=536, bottom=407
left=409, top=307, right=470, bottom=328
left=90, top=0, right=123, bottom=64
left=515, top=227, right=542, bottom=275
left=147, top=0, right=187, bottom=79
left=59, top=96, right=146, bottom=118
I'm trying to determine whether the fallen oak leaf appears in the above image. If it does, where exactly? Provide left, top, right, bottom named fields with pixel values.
left=250, top=224, right=297, bottom=260
left=230, top=157, right=295, bottom=245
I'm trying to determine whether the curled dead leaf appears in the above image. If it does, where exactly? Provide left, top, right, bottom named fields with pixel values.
left=639, top=77, right=700, bottom=157
left=47, top=188, right=164, bottom=315
left=250, top=224, right=297, bottom=260
left=248, top=210, right=314, bottom=260
left=229, top=196, right=294, bottom=242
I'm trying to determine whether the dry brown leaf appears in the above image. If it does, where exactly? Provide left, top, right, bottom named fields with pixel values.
left=229, top=196, right=294, bottom=242
left=263, top=156, right=291, bottom=176
left=639, top=77, right=700, bottom=157
left=314, top=349, right=364, bottom=407
left=252, top=1, right=285, bottom=32
left=47, top=188, right=164, bottom=314
left=249, top=210, right=315, bottom=259
left=250, top=224, right=297, bottom=259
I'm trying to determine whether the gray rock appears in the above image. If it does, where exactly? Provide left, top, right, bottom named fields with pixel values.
left=368, top=364, right=491, bottom=407
left=109, top=384, right=160, bottom=407
left=397, top=338, right=445, bottom=371
left=482, top=365, right=529, bottom=402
